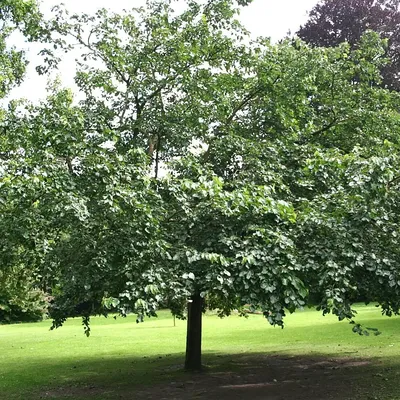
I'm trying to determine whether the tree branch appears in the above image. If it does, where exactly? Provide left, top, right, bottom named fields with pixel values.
left=225, top=87, right=262, bottom=126
left=386, top=175, right=400, bottom=190
left=310, top=118, right=339, bottom=137
left=68, top=31, right=131, bottom=86
left=65, top=157, right=74, bottom=174
left=225, top=76, right=280, bottom=126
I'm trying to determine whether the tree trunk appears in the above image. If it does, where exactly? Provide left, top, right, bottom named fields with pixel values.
left=184, top=293, right=203, bottom=371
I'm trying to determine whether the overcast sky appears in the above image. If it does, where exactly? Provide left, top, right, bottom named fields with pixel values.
left=8, top=0, right=319, bottom=102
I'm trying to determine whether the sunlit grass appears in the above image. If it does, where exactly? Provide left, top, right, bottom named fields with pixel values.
left=1, top=305, right=399, bottom=399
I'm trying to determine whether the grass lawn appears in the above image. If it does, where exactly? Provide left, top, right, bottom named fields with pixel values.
left=1, top=305, right=400, bottom=399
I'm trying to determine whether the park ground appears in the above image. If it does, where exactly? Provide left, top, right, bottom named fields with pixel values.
left=1, top=305, right=400, bottom=400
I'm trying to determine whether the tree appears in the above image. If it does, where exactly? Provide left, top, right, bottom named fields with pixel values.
left=297, top=0, right=400, bottom=91
left=0, top=0, right=44, bottom=96
left=0, top=0, right=47, bottom=323
left=4, top=0, right=400, bottom=371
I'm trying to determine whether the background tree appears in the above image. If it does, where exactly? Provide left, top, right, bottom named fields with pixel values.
left=0, top=0, right=42, bottom=98
left=297, top=0, right=400, bottom=91
left=0, top=0, right=47, bottom=323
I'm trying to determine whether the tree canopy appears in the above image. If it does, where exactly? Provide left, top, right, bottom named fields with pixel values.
left=2, top=0, right=400, bottom=371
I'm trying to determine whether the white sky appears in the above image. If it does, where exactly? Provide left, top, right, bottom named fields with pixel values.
left=8, top=0, right=319, bottom=102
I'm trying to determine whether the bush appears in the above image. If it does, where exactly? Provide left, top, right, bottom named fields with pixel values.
left=0, top=267, right=49, bottom=323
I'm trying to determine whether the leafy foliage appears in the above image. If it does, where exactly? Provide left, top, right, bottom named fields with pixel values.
left=0, top=0, right=43, bottom=98
left=0, top=0, right=47, bottom=323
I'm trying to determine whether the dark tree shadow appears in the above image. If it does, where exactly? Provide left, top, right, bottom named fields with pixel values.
left=6, top=351, right=398, bottom=400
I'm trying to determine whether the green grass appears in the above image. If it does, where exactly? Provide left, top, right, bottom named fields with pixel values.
left=1, top=305, right=400, bottom=399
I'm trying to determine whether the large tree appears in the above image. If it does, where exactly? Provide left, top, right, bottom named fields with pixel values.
left=297, top=0, right=400, bottom=91
left=3, top=0, right=400, bottom=371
